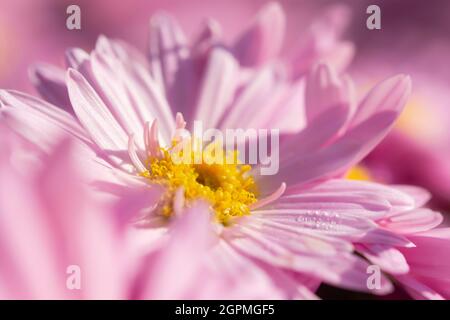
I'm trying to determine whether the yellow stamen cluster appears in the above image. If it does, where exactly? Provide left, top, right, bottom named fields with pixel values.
left=141, top=146, right=258, bottom=225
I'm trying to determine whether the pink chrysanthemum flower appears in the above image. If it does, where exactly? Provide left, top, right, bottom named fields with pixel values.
left=1, top=2, right=449, bottom=299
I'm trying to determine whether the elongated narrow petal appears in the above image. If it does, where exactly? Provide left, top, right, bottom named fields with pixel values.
left=356, top=244, right=409, bottom=275
left=0, top=90, right=93, bottom=152
left=193, top=48, right=238, bottom=129
left=219, top=66, right=277, bottom=129
left=65, top=47, right=90, bottom=69
left=137, top=202, right=213, bottom=299
left=378, top=209, right=443, bottom=234
left=351, top=74, right=412, bottom=127
left=29, top=63, right=72, bottom=112
left=148, top=12, right=189, bottom=93
left=66, top=68, right=128, bottom=152
left=305, top=63, right=353, bottom=123
left=272, top=179, right=418, bottom=218
left=90, top=37, right=175, bottom=144
left=232, top=2, right=286, bottom=66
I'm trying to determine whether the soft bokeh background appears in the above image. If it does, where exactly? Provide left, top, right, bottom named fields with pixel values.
left=1, top=0, right=449, bottom=211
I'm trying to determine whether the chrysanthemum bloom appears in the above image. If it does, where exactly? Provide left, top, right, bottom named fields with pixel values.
left=1, top=2, right=449, bottom=299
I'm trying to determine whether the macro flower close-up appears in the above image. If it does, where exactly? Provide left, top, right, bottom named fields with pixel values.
left=0, top=0, right=449, bottom=304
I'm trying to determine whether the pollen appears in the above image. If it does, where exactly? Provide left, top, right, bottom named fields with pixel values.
left=141, top=146, right=258, bottom=225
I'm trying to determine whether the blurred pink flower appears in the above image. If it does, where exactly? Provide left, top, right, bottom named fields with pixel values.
left=0, top=127, right=153, bottom=299
left=346, top=0, right=450, bottom=210
left=359, top=71, right=450, bottom=210
left=1, top=2, right=448, bottom=300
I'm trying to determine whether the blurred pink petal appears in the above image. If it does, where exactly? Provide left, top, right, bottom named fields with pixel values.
left=29, top=63, right=72, bottom=113
left=398, top=229, right=450, bottom=299
left=232, top=2, right=286, bottom=66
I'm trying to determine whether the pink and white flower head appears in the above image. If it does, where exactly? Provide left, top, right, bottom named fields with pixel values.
left=1, top=2, right=449, bottom=299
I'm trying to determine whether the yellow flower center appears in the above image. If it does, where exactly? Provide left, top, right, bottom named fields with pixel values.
left=141, top=144, right=258, bottom=225
left=346, top=165, right=372, bottom=181
left=396, top=95, right=444, bottom=145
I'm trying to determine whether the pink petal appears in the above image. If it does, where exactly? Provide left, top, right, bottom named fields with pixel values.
left=0, top=148, right=67, bottom=299
left=37, top=139, right=124, bottom=299
left=0, top=90, right=87, bottom=142
left=319, top=41, right=355, bottom=74
left=90, top=51, right=146, bottom=135
left=191, top=18, right=222, bottom=57
left=66, top=68, right=128, bottom=152
left=65, top=47, right=90, bottom=69
left=361, top=227, right=414, bottom=248
left=399, top=229, right=450, bottom=279
left=396, top=275, right=444, bottom=300
left=253, top=209, right=377, bottom=240
left=350, top=74, right=412, bottom=127
left=378, top=209, right=443, bottom=234
left=392, top=185, right=431, bottom=207
left=29, top=63, right=72, bottom=113
left=233, top=215, right=354, bottom=255
left=137, top=202, right=214, bottom=299
left=219, top=66, right=277, bottom=129
left=278, top=105, right=350, bottom=159
left=191, top=242, right=286, bottom=299
left=304, top=63, right=353, bottom=123
left=277, top=179, right=417, bottom=218
left=227, top=223, right=393, bottom=294
left=91, top=37, right=175, bottom=143
left=264, top=79, right=306, bottom=132
left=148, top=12, right=188, bottom=94
left=259, top=75, right=411, bottom=188
left=127, top=134, right=147, bottom=173
left=356, top=244, right=409, bottom=275
left=193, top=48, right=238, bottom=128
left=263, top=110, right=406, bottom=190
left=232, top=2, right=286, bottom=66
left=254, top=264, right=320, bottom=299
left=0, top=137, right=125, bottom=299
left=289, top=5, right=352, bottom=77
